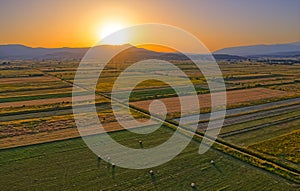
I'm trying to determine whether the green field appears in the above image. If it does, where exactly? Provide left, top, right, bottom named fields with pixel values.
left=220, top=110, right=300, bottom=135
left=222, top=118, right=300, bottom=146
left=250, top=129, right=300, bottom=164
left=1, top=126, right=297, bottom=191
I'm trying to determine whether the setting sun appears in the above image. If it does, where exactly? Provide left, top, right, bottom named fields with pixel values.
left=98, top=22, right=128, bottom=45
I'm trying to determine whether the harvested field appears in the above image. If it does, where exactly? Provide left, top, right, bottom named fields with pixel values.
left=0, top=110, right=151, bottom=137
left=0, top=128, right=80, bottom=148
left=0, top=94, right=103, bottom=108
left=0, top=102, right=73, bottom=116
left=0, top=119, right=158, bottom=149
left=131, top=88, right=292, bottom=115
left=0, top=87, right=72, bottom=97
left=0, top=76, right=57, bottom=84
left=0, top=117, right=75, bottom=138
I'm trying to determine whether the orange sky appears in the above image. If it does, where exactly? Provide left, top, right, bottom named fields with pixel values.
left=0, top=0, right=299, bottom=52
left=137, top=45, right=177, bottom=53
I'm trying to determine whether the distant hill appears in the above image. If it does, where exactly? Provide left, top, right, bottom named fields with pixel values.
left=0, top=44, right=246, bottom=61
left=248, top=51, right=300, bottom=58
left=0, top=44, right=88, bottom=59
left=3, top=43, right=296, bottom=61
left=214, top=42, right=300, bottom=57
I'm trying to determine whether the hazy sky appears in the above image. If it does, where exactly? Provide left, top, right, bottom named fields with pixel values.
left=1, top=0, right=299, bottom=51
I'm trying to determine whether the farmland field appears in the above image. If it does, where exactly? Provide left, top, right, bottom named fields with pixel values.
left=250, top=130, right=300, bottom=164
left=222, top=117, right=300, bottom=146
left=1, top=126, right=298, bottom=191
left=0, top=59, right=300, bottom=190
left=0, top=94, right=104, bottom=108
left=197, top=104, right=300, bottom=131
left=131, top=88, right=293, bottom=116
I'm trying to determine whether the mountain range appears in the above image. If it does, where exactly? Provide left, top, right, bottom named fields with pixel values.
left=214, top=42, right=300, bottom=57
left=0, top=44, right=245, bottom=61
left=0, top=42, right=299, bottom=60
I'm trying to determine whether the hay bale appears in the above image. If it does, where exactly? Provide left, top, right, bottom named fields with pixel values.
left=191, top=183, right=196, bottom=188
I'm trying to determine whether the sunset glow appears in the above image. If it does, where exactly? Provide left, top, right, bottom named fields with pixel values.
left=0, top=0, right=299, bottom=51
left=98, top=22, right=128, bottom=45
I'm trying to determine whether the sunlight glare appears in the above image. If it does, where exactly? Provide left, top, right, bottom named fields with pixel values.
left=99, top=23, right=128, bottom=45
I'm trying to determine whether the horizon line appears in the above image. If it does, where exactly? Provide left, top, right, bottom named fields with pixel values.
left=0, top=40, right=299, bottom=53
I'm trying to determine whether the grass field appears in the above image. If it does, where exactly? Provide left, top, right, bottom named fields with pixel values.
left=1, top=126, right=297, bottom=191
left=250, top=129, right=300, bottom=164
left=219, top=109, right=300, bottom=135
left=222, top=118, right=300, bottom=146
left=218, top=115, right=300, bottom=173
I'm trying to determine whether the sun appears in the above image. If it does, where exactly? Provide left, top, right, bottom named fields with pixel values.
left=98, top=22, right=128, bottom=45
